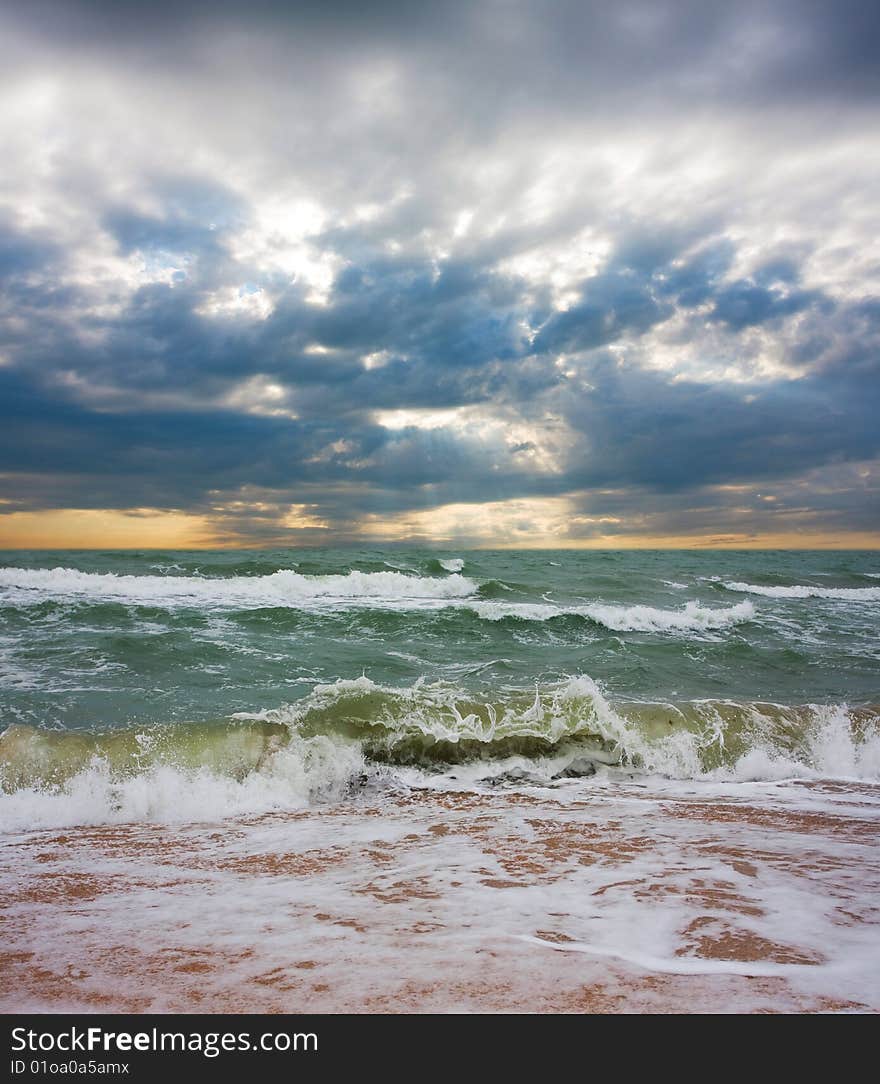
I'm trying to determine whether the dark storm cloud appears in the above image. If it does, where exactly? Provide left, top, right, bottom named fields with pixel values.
left=710, top=281, right=826, bottom=330
left=532, top=269, right=672, bottom=354
left=0, top=220, right=59, bottom=280
left=2, top=229, right=878, bottom=522
left=7, top=0, right=880, bottom=107
left=555, top=352, right=880, bottom=492
left=1, top=0, right=879, bottom=541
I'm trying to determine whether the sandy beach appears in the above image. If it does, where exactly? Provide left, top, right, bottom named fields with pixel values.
left=4, top=777, right=878, bottom=1014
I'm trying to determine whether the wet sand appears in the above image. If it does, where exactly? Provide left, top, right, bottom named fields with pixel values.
left=2, top=779, right=879, bottom=1013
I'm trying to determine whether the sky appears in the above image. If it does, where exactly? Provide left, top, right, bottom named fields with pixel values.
left=0, top=0, right=878, bottom=549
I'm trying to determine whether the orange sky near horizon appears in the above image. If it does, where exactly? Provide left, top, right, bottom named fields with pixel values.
left=1, top=507, right=878, bottom=550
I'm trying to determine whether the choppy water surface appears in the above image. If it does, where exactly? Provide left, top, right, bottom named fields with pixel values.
left=0, top=548, right=878, bottom=827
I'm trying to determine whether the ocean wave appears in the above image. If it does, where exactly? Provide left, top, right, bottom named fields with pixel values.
left=382, top=560, right=420, bottom=573
left=474, top=578, right=515, bottom=599
left=469, top=599, right=754, bottom=633
left=439, top=557, right=464, bottom=573
left=0, top=566, right=477, bottom=611
left=3, top=675, right=877, bottom=828
left=723, top=581, right=880, bottom=601
left=0, top=724, right=363, bottom=831
left=0, top=566, right=757, bottom=636
left=424, top=556, right=465, bottom=574
left=254, top=674, right=627, bottom=756
left=724, top=704, right=880, bottom=783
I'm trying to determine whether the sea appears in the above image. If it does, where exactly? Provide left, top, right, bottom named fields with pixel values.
left=1, top=548, right=879, bottom=1012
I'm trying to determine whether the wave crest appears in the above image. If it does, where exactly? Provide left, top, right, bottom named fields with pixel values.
left=0, top=566, right=477, bottom=610
left=470, top=599, right=754, bottom=633
left=3, top=675, right=878, bottom=828
left=438, top=558, right=464, bottom=573
left=723, top=581, right=880, bottom=601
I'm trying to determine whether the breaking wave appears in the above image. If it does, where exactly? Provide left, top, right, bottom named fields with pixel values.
left=2, top=675, right=877, bottom=829
left=723, top=581, right=880, bottom=601
left=0, top=566, right=755, bottom=635
left=0, top=566, right=477, bottom=611
left=438, top=558, right=465, bottom=573
left=470, top=599, right=754, bottom=633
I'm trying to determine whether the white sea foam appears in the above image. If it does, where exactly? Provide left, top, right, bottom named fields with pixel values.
left=521, top=935, right=806, bottom=978
left=470, top=598, right=754, bottom=633
left=722, top=705, right=880, bottom=783
left=0, top=566, right=761, bottom=636
left=0, top=566, right=477, bottom=611
left=0, top=732, right=364, bottom=831
left=723, top=581, right=880, bottom=601
left=5, top=765, right=879, bottom=1013
left=585, top=599, right=754, bottom=632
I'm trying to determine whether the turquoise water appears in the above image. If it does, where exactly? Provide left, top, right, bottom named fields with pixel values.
left=1, top=548, right=878, bottom=820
